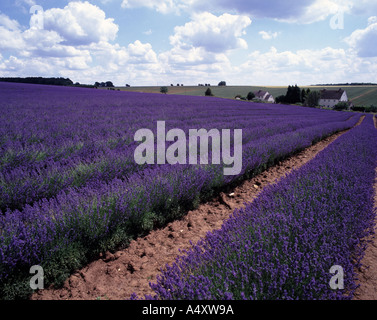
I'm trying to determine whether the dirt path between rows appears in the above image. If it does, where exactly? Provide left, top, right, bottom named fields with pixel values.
left=31, top=116, right=369, bottom=300
left=353, top=115, right=377, bottom=300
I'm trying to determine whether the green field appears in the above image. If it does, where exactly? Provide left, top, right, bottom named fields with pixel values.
left=113, top=85, right=377, bottom=106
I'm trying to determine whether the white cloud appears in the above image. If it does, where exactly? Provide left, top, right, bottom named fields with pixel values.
left=0, top=26, right=25, bottom=50
left=237, top=46, right=377, bottom=85
left=275, top=0, right=352, bottom=24
left=159, top=47, right=233, bottom=85
left=0, top=13, right=25, bottom=50
left=127, top=40, right=158, bottom=63
left=345, top=17, right=377, bottom=57
left=0, top=13, right=21, bottom=31
left=2, top=6, right=251, bottom=85
left=259, top=31, right=280, bottom=40
left=159, top=45, right=228, bottom=67
left=368, top=16, right=377, bottom=25
left=0, top=3, right=164, bottom=85
left=22, top=28, right=64, bottom=51
left=154, top=12, right=250, bottom=84
left=0, top=2, right=119, bottom=56
left=2, top=0, right=377, bottom=86
left=43, top=1, right=118, bottom=46
left=169, top=12, right=251, bottom=53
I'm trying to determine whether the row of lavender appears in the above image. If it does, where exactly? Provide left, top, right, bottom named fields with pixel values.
left=141, top=115, right=377, bottom=300
left=0, top=83, right=361, bottom=299
left=0, top=82, right=356, bottom=212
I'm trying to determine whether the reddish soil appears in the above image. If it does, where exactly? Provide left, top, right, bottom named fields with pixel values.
left=31, top=116, right=376, bottom=300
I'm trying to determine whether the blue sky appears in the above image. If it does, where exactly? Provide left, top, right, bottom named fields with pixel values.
left=0, top=0, right=376, bottom=86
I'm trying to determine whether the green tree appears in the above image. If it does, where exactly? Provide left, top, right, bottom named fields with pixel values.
left=305, top=91, right=321, bottom=108
left=247, top=92, right=255, bottom=100
left=333, top=101, right=349, bottom=111
left=286, top=85, right=301, bottom=104
left=280, top=85, right=302, bottom=104
left=275, top=95, right=286, bottom=104
left=205, top=88, right=214, bottom=96
left=160, top=86, right=168, bottom=94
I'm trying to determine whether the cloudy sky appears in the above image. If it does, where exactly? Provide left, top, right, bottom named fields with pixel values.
left=0, top=0, right=376, bottom=86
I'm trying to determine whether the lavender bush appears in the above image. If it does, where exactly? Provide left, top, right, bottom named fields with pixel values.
left=143, top=115, right=377, bottom=300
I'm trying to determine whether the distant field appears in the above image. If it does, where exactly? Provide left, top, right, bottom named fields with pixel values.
left=113, top=85, right=286, bottom=99
left=114, top=85, right=377, bottom=106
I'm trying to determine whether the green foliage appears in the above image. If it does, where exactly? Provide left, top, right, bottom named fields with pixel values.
left=286, top=85, right=302, bottom=104
left=0, top=77, right=73, bottom=86
left=352, top=106, right=366, bottom=112
left=43, top=242, right=89, bottom=288
left=305, top=91, right=321, bottom=108
left=205, top=88, right=214, bottom=96
left=301, top=88, right=310, bottom=103
left=0, top=271, right=33, bottom=301
left=275, top=85, right=302, bottom=104
left=275, top=95, right=286, bottom=104
left=247, top=92, right=255, bottom=100
left=351, top=105, right=377, bottom=113
left=160, top=86, right=168, bottom=94
left=333, top=101, right=349, bottom=111
left=141, top=211, right=158, bottom=232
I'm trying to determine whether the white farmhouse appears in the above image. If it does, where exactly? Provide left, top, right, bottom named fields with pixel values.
left=319, top=89, right=348, bottom=108
left=254, top=90, right=275, bottom=103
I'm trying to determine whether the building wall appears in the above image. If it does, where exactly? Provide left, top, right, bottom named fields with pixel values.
left=319, top=99, right=339, bottom=108
left=340, top=92, right=348, bottom=102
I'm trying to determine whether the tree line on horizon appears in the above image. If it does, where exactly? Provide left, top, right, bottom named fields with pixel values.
left=0, top=77, right=74, bottom=86
left=312, top=82, right=377, bottom=86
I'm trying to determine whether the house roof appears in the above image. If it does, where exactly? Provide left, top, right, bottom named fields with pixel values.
left=254, top=90, right=267, bottom=98
left=320, top=89, right=345, bottom=100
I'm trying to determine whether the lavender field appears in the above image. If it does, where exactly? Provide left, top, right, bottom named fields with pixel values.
left=0, top=82, right=374, bottom=299
left=141, top=115, right=377, bottom=300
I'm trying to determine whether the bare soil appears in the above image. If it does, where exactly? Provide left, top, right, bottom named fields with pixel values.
left=31, top=116, right=376, bottom=300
